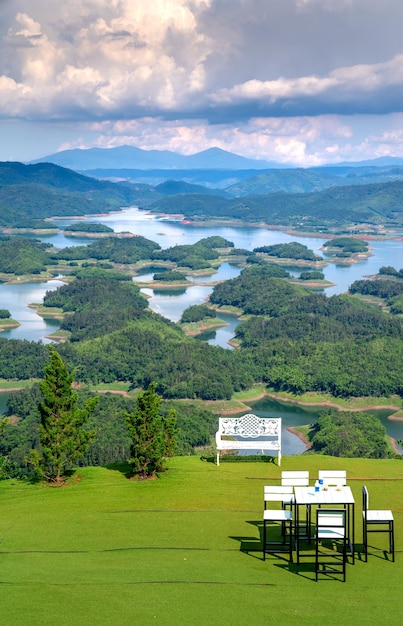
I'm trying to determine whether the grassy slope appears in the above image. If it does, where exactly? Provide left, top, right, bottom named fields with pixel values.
left=0, top=456, right=402, bottom=625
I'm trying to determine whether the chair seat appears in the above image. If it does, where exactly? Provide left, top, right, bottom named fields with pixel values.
left=365, top=510, right=394, bottom=522
left=264, top=509, right=292, bottom=522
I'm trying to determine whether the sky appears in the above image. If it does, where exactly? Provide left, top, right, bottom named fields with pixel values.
left=2, top=0, right=403, bottom=166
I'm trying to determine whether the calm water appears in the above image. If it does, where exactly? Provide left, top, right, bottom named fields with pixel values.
left=0, top=279, right=64, bottom=342
left=48, top=207, right=403, bottom=347
left=249, top=397, right=403, bottom=456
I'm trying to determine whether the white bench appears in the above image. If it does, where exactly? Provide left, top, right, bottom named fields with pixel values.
left=215, top=414, right=281, bottom=466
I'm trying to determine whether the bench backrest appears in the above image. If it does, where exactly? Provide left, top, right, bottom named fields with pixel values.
left=217, top=414, right=281, bottom=439
left=215, top=414, right=281, bottom=466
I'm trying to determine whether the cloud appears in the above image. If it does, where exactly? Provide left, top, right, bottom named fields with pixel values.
left=211, top=54, right=403, bottom=118
left=1, top=0, right=403, bottom=122
left=0, top=1, right=214, bottom=119
left=1, top=1, right=403, bottom=164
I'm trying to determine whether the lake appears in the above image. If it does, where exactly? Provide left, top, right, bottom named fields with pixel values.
left=4, top=207, right=403, bottom=346
left=49, top=207, right=403, bottom=345
left=1, top=206, right=403, bottom=451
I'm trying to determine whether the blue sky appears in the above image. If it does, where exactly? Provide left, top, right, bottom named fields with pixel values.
left=1, top=0, right=403, bottom=165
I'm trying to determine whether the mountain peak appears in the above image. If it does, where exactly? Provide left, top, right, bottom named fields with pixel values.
left=30, top=145, right=278, bottom=171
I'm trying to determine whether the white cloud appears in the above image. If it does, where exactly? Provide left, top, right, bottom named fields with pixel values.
left=1, top=1, right=403, bottom=164
left=0, top=1, right=213, bottom=118
left=212, top=54, right=403, bottom=109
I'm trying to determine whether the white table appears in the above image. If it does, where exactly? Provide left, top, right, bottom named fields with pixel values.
left=293, top=485, right=355, bottom=564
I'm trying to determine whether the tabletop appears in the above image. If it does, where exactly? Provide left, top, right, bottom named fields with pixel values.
left=294, top=485, right=355, bottom=506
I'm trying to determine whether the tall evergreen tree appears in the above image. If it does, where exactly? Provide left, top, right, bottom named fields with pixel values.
left=31, top=346, right=98, bottom=485
left=125, top=383, right=177, bottom=478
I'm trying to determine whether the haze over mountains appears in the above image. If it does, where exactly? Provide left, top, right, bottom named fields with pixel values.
left=30, top=144, right=403, bottom=172
left=30, top=146, right=279, bottom=171
left=27, top=144, right=403, bottom=192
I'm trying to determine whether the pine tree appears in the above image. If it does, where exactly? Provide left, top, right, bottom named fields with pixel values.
left=125, top=382, right=177, bottom=478
left=32, top=346, right=98, bottom=485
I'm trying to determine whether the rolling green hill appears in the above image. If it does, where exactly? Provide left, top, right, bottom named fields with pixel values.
left=0, top=162, right=160, bottom=227
left=2, top=161, right=403, bottom=233
left=0, top=456, right=401, bottom=625
left=148, top=180, right=403, bottom=231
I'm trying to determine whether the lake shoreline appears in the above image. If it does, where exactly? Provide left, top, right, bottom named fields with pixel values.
left=216, top=390, right=403, bottom=419
left=44, top=207, right=403, bottom=240
left=287, top=426, right=312, bottom=449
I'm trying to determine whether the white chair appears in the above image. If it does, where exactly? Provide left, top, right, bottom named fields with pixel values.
left=281, top=471, right=310, bottom=536
left=315, top=508, right=347, bottom=582
left=362, top=486, right=394, bottom=562
left=263, top=488, right=293, bottom=562
left=318, top=470, right=347, bottom=487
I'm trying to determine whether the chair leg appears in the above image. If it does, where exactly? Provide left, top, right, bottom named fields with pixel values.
left=262, top=519, right=293, bottom=562
left=363, top=520, right=395, bottom=561
left=363, top=520, right=368, bottom=561
left=343, top=536, right=347, bottom=582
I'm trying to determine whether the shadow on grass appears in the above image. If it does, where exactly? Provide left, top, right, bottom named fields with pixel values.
left=274, top=561, right=316, bottom=581
left=230, top=519, right=293, bottom=564
left=104, top=461, right=133, bottom=479
left=200, top=455, right=276, bottom=464
left=230, top=519, right=262, bottom=559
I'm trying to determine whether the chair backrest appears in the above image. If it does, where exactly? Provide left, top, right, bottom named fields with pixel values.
left=264, top=486, right=293, bottom=502
left=316, top=508, right=346, bottom=538
left=281, top=470, right=309, bottom=487
left=362, top=485, right=369, bottom=513
left=318, top=470, right=347, bottom=486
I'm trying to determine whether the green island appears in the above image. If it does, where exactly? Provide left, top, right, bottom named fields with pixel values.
left=63, top=222, right=115, bottom=236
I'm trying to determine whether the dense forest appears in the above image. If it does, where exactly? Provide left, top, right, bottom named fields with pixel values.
left=253, top=242, right=321, bottom=261
left=1, top=261, right=401, bottom=476
left=1, top=266, right=402, bottom=402
left=146, top=181, right=403, bottom=231
left=0, top=162, right=161, bottom=228
left=1, top=161, right=403, bottom=473
left=0, top=237, right=52, bottom=274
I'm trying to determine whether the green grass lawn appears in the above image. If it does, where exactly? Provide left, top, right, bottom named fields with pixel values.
left=0, top=456, right=402, bottom=625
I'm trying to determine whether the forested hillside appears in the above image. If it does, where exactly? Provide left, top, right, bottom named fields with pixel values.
left=1, top=161, right=403, bottom=233
left=147, top=181, right=403, bottom=231
left=0, top=162, right=159, bottom=227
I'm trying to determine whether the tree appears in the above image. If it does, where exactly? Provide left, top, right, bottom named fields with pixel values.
left=31, top=346, right=98, bottom=485
left=125, top=383, right=178, bottom=479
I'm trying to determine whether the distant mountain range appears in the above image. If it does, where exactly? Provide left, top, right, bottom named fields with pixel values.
left=30, top=144, right=403, bottom=173
left=28, top=145, right=403, bottom=192
left=1, top=160, right=403, bottom=232
left=30, top=145, right=280, bottom=171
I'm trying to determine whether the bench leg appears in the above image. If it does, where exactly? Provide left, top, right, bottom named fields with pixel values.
left=216, top=451, right=220, bottom=466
